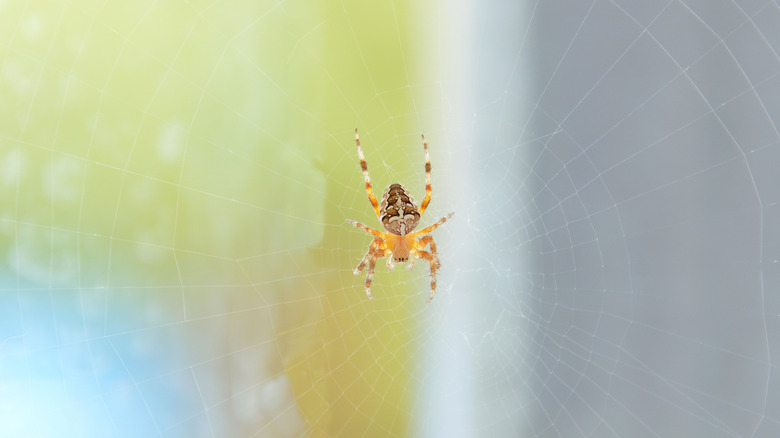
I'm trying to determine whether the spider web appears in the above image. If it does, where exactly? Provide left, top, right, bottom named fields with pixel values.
left=2, top=0, right=780, bottom=437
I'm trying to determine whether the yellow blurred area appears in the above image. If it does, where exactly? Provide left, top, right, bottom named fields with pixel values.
left=1, top=0, right=433, bottom=436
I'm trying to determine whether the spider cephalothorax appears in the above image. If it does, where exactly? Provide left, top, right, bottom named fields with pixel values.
left=346, top=129, right=454, bottom=302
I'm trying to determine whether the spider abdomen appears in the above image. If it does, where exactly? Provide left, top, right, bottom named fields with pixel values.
left=380, top=183, right=420, bottom=236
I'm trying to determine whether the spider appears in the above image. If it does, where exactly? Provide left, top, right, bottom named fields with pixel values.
left=346, top=129, right=454, bottom=302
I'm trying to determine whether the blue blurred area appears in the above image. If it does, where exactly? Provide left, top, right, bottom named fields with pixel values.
left=0, top=289, right=188, bottom=438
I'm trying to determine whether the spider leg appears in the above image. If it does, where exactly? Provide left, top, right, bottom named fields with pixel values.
left=415, top=249, right=439, bottom=303
left=354, top=237, right=383, bottom=274
left=386, top=257, right=396, bottom=270
left=355, top=129, right=381, bottom=219
left=364, top=245, right=387, bottom=301
left=346, top=219, right=384, bottom=238
left=411, top=211, right=454, bottom=237
left=406, top=256, right=415, bottom=271
left=417, top=235, right=440, bottom=269
left=419, top=134, right=432, bottom=215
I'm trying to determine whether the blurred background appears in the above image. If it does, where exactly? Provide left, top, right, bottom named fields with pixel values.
left=2, top=0, right=780, bottom=437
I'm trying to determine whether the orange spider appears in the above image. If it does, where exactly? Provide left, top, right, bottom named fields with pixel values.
left=346, top=129, right=454, bottom=302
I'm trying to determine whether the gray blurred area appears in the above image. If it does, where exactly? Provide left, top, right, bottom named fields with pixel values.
left=441, top=1, right=780, bottom=436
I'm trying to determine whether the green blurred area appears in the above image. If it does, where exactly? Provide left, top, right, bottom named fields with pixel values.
left=1, top=0, right=432, bottom=436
